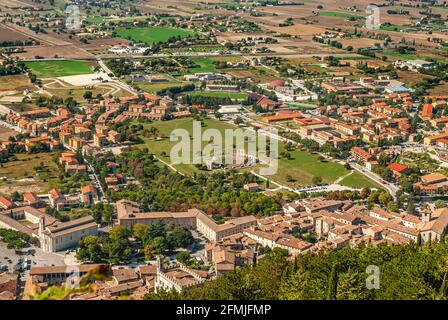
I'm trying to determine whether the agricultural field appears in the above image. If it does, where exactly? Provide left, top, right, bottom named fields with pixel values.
left=0, top=75, right=33, bottom=92
left=0, top=152, right=61, bottom=195
left=318, top=11, right=364, bottom=20
left=396, top=70, right=435, bottom=87
left=25, top=60, right=93, bottom=78
left=6, top=103, right=41, bottom=113
left=0, top=126, right=18, bottom=141
left=428, top=82, right=448, bottom=96
left=381, top=50, right=446, bottom=63
left=228, top=67, right=281, bottom=83
left=115, top=27, right=196, bottom=44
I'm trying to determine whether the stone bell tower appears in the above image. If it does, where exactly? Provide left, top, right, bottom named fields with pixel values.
left=38, top=216, right=46, bottom=251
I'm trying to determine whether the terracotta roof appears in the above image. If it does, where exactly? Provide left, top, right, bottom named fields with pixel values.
left=388, top=163, right=409, bottom=172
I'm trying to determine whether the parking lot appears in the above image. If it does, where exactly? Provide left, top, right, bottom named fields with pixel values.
left=0, top=241, right=66, bottom=286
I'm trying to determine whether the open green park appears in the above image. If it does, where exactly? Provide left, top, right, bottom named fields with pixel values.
left=135, top=118, right=380, bottom=189
left=25, top=60, right=93, bottom=77
left=115, top=27, right=196, bottom=44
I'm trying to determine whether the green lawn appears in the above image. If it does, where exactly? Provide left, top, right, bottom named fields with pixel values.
left=340, top=171, right=381, bottom=189
left=25, top=60, right=93, bottom=77
left=270, top=149, right=381, bottom=188
left=186, top=91, right=248, bottom=101
left=135, top=118, right=238, bottom=176
left=319, top=11, right=364, bottom=20
left=272, top=149, right=347, bottom=186
left=139, top=82, right=183, bottom=93
left=287, top=103, right=318, bottom=110
left=135, top=118, right=380, bottom=188
left=115, top=27, right=196, bottom=44
left=188, top=58, right=217, bottom=74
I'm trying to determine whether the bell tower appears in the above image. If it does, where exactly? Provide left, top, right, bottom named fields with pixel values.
left=39, top=216, right=46, bottom=251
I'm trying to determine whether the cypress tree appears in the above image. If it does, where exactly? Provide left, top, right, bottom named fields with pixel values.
left=326, top=262, right=338, bottom=300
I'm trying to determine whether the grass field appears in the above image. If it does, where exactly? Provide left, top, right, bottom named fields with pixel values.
left=43, top=81, right=112, bottom=101
left=188, top=58, right=217, bottom=74
left=339, top=171, right=381, bottom=189
left=0, top=75, right=33, bottom=91
left=380, top=25, right=402, bottom=32
left=270, top=148, right=380, bottom=188
left=115, top=27, right=195, bottom=44
left=135, top=118, right=380, bottom=188
left=25, top=60, right=93, bottom=77
left=139, top=81, right=183, bottom=93
left=319, top=11, right=364, bottom=20
left=0, top=152, right=60, bottom=195
left=186, top=91, right=248, bottom=101
left=272, top=148, right=347, bottom=186
left=135, top=118, right=237, bottom=175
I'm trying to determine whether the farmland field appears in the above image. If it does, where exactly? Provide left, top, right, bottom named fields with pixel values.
left=319, top=11, right=364, bottom=20
left=115, top=27, right=195, bottom=44
left=0, top=152, right=61, bottom=195
left=0, top=75, right=33, bottom=91
left=25, top=60, right=93, bottom=77
left=0, top=126, right=18, bottom=140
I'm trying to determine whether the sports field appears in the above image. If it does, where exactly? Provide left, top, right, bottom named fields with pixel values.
left=115, top=27, right=195, bottom=44
left=139, top=81, right=183, bottom=93
left=186, top=91, right=248, bottom=101
left=25, top=60, right=93, bottom=77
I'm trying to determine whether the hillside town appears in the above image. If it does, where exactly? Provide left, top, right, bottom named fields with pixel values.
left=0, top=0, right=448, bottom=302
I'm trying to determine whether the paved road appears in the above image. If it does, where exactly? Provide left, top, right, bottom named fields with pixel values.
left=349, top=161, right=399, bottom=198
left=20, top=52, right=366, bottom=62
left=97, top=59, right=138, bottom=95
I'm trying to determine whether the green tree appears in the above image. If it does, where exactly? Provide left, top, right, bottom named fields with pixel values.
left=151, top=236, right=168, bottom=255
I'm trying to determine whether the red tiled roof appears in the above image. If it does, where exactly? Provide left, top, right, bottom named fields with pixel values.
left=388, top=163, right=408, bottom=172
